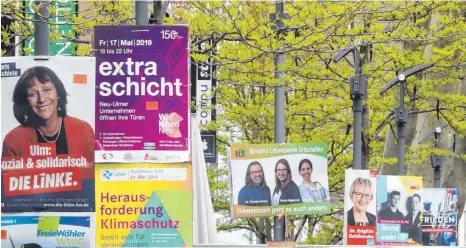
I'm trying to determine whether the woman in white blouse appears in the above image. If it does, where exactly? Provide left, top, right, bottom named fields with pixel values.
left=298, top=159, right=329, bottom=202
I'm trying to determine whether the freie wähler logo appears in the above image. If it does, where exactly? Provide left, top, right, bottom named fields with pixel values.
left=103, top=170, right=113, bottom=179
left=36, top=220, right=85, bottom=238
left=37, top=229, right=86, bottom=238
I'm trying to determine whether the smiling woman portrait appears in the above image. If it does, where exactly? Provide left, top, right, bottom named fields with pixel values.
left=298, top=158, right=330, bottom=202
left=2, top=66, right=94, bottom=165
left=271, top=158, right=302, bottom=206
left=347, top=177, right=376, bottom=226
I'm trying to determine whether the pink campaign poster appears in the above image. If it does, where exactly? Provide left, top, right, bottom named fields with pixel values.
left=93, top=26, right=190, bottom=163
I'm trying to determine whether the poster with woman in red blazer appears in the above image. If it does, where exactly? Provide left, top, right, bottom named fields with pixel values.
left=1, top=57, right=95, bottom=212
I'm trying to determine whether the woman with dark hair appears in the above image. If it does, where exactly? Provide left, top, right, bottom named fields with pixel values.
left=298, top=159, right=329, bottom=202
left=1, top=66, right=94, bottom=211
left=2, top=66, right=94, bottom=158
left=271, top=158, right=302, bottom=206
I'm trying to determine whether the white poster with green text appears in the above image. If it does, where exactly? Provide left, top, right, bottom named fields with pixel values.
left=229, top=142, right=331, bottom=218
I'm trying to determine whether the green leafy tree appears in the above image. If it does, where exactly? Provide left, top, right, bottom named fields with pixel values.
left=1, top=0, right=134, bottom=56
left=172, top=1, right=466, bottom=244
left=207, top=162, right=230, bottom=213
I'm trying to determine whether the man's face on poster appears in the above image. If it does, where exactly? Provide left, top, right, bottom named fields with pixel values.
left=249, top=164, right=263, bottom=184
left=412, top=196, right=420, bottom=211
left=390, top=194, right=400, bottom=208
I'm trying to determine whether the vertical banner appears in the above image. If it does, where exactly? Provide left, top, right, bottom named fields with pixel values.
left=93, top=25, right=190, bottom=163
left=1, top=57, right=95, bottom=212
left=419, top=188, right=458, bottom=246
left=95, top=163, right=192, bottom=247
left=344, top=169, right=377, bottom=245
left=191, top=38, right=217, bottom=164
left=1, top=215, right=93, bottom=248
left=195, top=39, right=214, bottom=128
left=229, top=143, right=331, bottom=217
left=376, top=175, right=423, bottom=246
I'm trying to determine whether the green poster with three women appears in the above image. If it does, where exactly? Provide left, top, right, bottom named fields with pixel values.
left=229, top=143, right=331, bottom=218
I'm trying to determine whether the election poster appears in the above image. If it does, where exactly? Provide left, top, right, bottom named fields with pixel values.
left=376, top=175, right=423, bottom=246
left=229, top=143, right=331, bottom=218
left=419, top=188, right=458, bottom=246
left=1, top=57, right=95, bottom=212
left=95, top=163, right=192, bottom=247
left=93, top=25, right=190, bottom=163
left=1, top=215, right=93, bottom=248
left=343, top=169, right=377, bottom=245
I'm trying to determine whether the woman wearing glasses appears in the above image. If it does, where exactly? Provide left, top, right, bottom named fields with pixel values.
left=271, top=159, right=302, bottom=206
left=347, top=177, right=376, bottom=226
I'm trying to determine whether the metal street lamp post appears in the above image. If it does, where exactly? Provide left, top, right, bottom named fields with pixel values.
left=333, top=46, right=368, bottom=169
left=270, top=0, right=289, bottom=242
left=380, top=62, right=435, bottom=175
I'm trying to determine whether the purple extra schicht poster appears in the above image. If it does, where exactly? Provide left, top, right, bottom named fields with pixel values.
left=93, top=26, right=190, bottom=163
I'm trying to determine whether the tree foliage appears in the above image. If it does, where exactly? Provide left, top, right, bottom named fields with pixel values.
left=1, top=0, right=465, bottom=245
left=1, top=0, right=134, bottom=56
left=173, top=1, right=466, bottom=244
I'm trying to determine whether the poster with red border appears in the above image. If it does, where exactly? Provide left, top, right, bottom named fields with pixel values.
left=344, top=169, right=377, bottom=245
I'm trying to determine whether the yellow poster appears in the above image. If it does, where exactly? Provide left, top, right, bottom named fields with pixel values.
left=95, top=163, right=192, bottom=247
